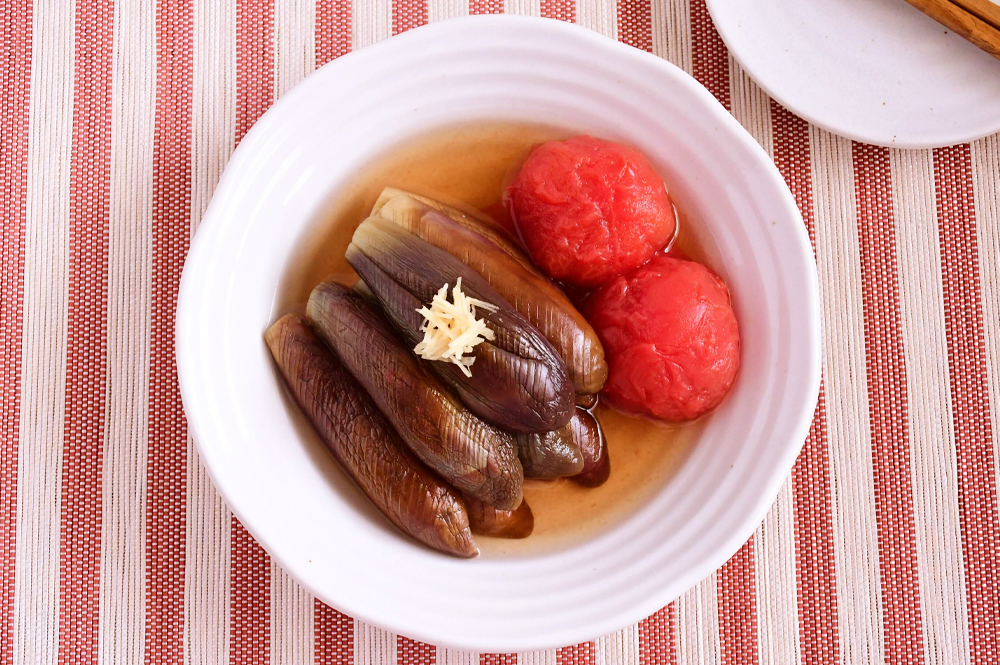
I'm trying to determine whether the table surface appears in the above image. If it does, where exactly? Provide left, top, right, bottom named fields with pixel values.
left=1, top=0, right=998, bottom=664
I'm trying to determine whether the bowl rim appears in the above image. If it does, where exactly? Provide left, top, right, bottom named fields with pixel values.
left=176, top=13, right=822, bottom=650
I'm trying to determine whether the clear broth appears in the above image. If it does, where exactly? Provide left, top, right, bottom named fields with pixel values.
left=278, top=121, right=702, bottom=556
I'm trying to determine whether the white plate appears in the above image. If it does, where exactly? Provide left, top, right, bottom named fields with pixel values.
left=707, top=0, right=1000, bottom=147
left=176, top=15, right=820, bottom=651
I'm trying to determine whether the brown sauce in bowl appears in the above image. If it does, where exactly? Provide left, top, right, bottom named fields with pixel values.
left=276, top=122, right=705, bottom=556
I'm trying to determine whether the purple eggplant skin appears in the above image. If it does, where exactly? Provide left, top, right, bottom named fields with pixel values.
left=516, top=423, right=585, bottom=479
left=464, top=495, right=534, bottom=539
left=346, top=216, right=576, bottom=433
left=371, top=187, right=513, bottom=253
left=264, top=313, right=477, bottom=558
left=571, top=408, right=610, bottom=487
left=375, top=190, right=608, bottom=396
left=307, top=281, right=524, bottom=511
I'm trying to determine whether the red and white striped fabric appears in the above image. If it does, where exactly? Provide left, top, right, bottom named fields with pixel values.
left=1, top=0, right=998, bottom=662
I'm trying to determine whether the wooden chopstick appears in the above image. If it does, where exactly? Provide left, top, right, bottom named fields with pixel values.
left=901, top=0, right=1000, bottom=60
left=952, top=0, right=1000, bottom=30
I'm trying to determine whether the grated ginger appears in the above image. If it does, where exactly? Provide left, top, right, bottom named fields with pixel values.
left=414, top=277, right=498, bottom=377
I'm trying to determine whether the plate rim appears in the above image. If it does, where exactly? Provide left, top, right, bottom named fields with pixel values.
left=705, top=0, right=1000, bottom=148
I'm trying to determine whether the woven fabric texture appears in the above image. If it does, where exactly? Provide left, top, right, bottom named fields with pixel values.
left=1, top=0, right=999, bottom=663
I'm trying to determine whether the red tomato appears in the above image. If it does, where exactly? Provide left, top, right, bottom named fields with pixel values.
left=505, top=136, right=676, bottom=288
left=584, top=255, right=740, bottom=422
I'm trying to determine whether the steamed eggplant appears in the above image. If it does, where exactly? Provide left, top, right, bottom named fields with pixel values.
left=374, top=190, right=608, bottom=395
left=571, top=408, right=610, bottom=487
left=264, top=313, right=477, bottom=557
left=372, top=187, right=530, bottom=269
left=516, top=422, right=585, bottom=479
left=464, top=495, right=534, bottom=539
left=307, top=281, right=524, bottom=510
left=346, top=216, right=575, bottom=433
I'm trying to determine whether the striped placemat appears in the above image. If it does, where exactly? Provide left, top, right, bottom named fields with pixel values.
left=2, top=0, right=998, bottom=663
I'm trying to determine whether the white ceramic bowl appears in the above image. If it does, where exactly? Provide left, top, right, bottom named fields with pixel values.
left=177, top=15, right=821, bottom=651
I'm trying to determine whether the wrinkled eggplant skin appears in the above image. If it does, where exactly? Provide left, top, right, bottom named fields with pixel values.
left=516, top=423, right=585, bottom=479
left=307, top=281, right=523, bottom=511
left=264, top=313, right=477, bottom=558
left=348, top=244, right=544, bottom=434
left=464, top=495, right=534, bottom=539
left=373, top=188, right=540, bottom=276
left=571, top=408, right=610, bottom=487
left=376, top=191, right=608, bottom=396
left=347, top=217, right=575, bottom=433
left=576, top=392, right=599, bottom=410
